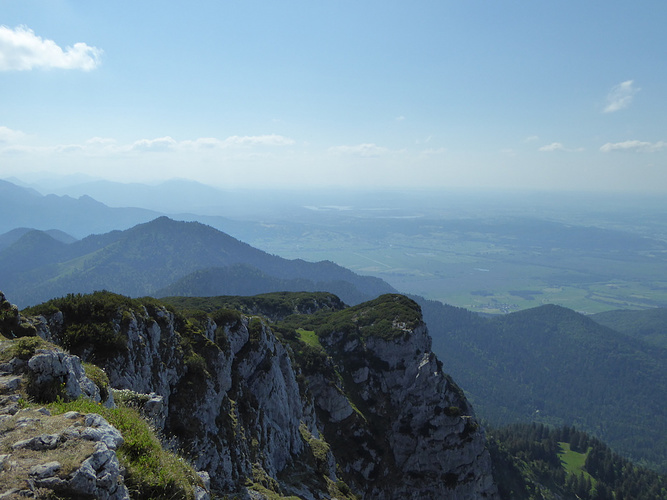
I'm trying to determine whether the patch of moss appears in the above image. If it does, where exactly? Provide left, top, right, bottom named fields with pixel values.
left=247, top=463, right=298, bottom=499
left=83, top=362, right=110, bottom=401
left=299, top=424, right=331, bottom=474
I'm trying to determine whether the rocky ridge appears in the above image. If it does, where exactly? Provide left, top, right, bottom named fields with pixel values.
left=4, top=290, right=499, bottom=499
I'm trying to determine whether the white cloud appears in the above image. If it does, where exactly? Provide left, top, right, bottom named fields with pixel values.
left=395, top=115, right=406, bottom=122
left=0, top=25, right=102, bottom=71
left=220, top=134, right=295, bottom=147
left=179, top=137, right=223, bottom=150
left=600, top=140, right=667, bottom=153
left=538, top=142, right=583, bottom=153
left=0, top=126, right=26, bottom=143
left=86, top=137, right=117, bottom=145
left=328, top=143, right=389, bottom=158
left=131, top=136, right=177, bottom=152
left=26, top=134, right=296, bottom=156
left=603, top=80, right=639, bottom=113
left=55, top=144, right=85, bottom=153
left=524, top=135, right=539, bottom=143
left=539, top=142, right=565, bottom=152
left=178, top=134, right=295, bottom=151
left=0, top=144, right=31, bottom=156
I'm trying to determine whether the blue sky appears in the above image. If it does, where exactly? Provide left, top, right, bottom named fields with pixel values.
left=1, top=1, right=666, bottom=191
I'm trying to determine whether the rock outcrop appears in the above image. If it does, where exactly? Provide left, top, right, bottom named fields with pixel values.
left=10, top=291, right=499, bottom=499
left=0, top=340, right=130, bottom=499
left=314, top=318, right=497, bottom=498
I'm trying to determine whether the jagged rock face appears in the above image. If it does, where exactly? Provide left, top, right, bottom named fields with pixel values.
left=29, top=293, right=498, bottom=499
left=38, top=304, right=321, bottom=494
left=28, top=349, right=103, bottom=403
left=313, top=319, right=499, bottom=499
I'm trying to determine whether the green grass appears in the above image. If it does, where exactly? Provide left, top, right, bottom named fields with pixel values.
left=46, top=397, right=201, bottom=500
left=558, top=442, right=596, bottom=485
left=296, top=328, right=323, bottom=350
left=0, top=336, right=52, bottom=362
left=83, top=362, right=110, bottom=401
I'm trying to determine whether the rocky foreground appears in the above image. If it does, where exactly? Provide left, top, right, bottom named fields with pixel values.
left=1, top=291, right=499, bottom=499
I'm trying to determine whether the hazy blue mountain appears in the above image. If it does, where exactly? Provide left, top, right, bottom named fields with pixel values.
left=0, top=216, right=396, bottom=308
left=419, top=299, right=667, bottom=471
left=157, top=263, right=379, bottom=305
left=591, top=307, right=667, bottom=349
left=44, top=178, right=231, bottom=214
left=0, top=227, right=77, bottom=251
left=0, top=179, right=161, bottom=238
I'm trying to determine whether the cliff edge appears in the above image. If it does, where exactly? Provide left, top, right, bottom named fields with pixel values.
left=4, top=290, right=498, bottom=499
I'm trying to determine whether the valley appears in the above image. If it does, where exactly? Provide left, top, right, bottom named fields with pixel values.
left=225, top=193, right=667, bottom=315
left=1, top=178, right=666, bottom=495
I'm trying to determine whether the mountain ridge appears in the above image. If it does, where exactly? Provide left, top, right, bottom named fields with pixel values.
left=4, top=290, right=499, bottom=499
left=0, top=179, right=161, bottom=238
left=0, top=216, right=396, bottom=308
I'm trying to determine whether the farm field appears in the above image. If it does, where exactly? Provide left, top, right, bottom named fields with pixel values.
left=235, top=191, right=667, bottom=314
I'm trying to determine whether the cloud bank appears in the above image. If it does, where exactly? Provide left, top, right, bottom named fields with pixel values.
left=0, top=126, right=26, bottom=143
left=0, top=133, right=296, bottom=157
left=600, top=140, right=667, bottom=153
left=328, top=143, right=389, bottom=157
left=539, top=142, right=565, bottom=152
left=538, top=142, right=583, bottom=153
left=0, top=25, right=102, bottom=71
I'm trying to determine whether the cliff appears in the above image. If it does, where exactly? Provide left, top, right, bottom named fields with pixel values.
left=2, top=290, right=498, bottom=499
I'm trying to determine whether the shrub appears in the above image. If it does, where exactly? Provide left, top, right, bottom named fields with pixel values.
left=61, top=322, right=127, bottom=362
left=12, top=336, right=45, bottom=360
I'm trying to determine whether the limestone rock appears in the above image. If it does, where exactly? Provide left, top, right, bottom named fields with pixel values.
left=27, top=348, right=101, bottom=402
left=311, top=310, right=499, bottom=499
left=66, top=442, right=129, bottom=500
left=25, top=292, right=499, bottom=499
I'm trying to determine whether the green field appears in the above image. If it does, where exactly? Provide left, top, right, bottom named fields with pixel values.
left=234, top=193, right=667, bottom=314
left=249, top=223, right=667, bottom=314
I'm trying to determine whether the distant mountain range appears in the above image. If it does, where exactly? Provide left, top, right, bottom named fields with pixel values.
left=0, top=227, right=77, bottom=251
left=34, top=177, right=238, bottom=215
left=0, top=216, right=395, bottom=308
left=2, top=177, right=666, bottom=472
left=0, top=177, right=307, bottom=245
left=0, top=179, right=160, bottom=238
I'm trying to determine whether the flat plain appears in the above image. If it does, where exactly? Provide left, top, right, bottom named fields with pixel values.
left=230, top=190, right=667, bottom=314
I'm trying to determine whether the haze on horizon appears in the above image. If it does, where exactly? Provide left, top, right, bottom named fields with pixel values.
left=1, top=1, right=666, bottom=193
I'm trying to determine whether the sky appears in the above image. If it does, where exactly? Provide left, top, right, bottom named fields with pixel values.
left=1, top=1, right=666, bottom=192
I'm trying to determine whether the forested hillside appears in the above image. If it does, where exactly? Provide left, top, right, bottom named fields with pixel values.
left=0, top=217, right=395, bottom=307
left=418, top=299, right=667, bottom=472
left=489, top=423, right=667, bottom=499
left=591, top=308, right=667, bottom=349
